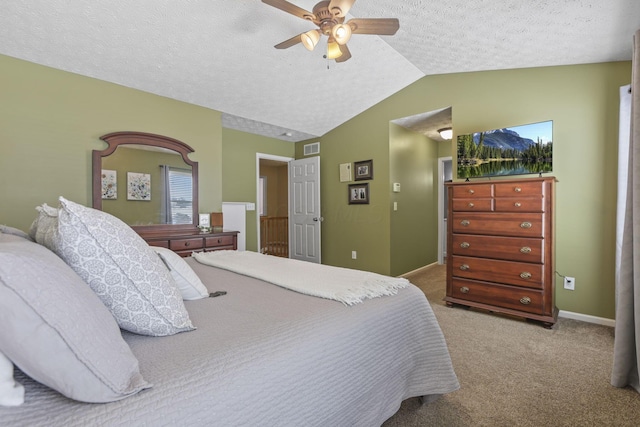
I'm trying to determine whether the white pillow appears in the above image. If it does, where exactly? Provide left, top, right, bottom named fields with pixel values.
left=28, top=203, right=58, bottom=244
left=0, top=237, right=150, bottom=403
left=0, top=351, right=24, bottom=407
left=45, top=197, right=195, bottom=336
left=152, top=247, right=209, bottom=300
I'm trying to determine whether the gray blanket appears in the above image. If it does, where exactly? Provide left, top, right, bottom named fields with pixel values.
left=1, top=259, right=459, bottom=426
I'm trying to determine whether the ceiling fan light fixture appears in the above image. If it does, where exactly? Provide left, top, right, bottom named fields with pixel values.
left=331, top=23, right=352, bottom=45
left=438, top=127, right=453, bottom=140
left=326, top=41, right=343, bottom=59
left=301, top=29, right=321, bottom=51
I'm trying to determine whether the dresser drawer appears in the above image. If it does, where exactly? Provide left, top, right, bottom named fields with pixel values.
left=169, top=237, right=204, bottom=251
left=452, top=198, right=494, bottom=212
left=452, top=184, right=493, bottom=199
left=452, top=255, right=543, bottom=289
left=494, top=197, right=544, bottom=213
left=147, top=240, right=170, bottom=249
left=452, top=234, right=543, bottom=263
left=451, top=278, right=544, bottom=315
left=205, top=235, right=235, bottom=248
left=451, top=212, right=544, bottom=238
left=494, top=180, right=544, bottom=197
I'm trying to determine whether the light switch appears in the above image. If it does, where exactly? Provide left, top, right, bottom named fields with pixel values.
left=394, top=202, right=398, bottom=211
left=393, top=183, right=401, bottom=192
left=246, top=203, right=256, bottom=211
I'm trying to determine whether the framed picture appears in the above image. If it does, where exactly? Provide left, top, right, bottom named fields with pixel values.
left=101, top=169, right=117, bottom=200
left=354, top=159, right=373, bottom=181
left=348, top=183, right=369, bottom=204
left=127, top=172, right=151, bottom=201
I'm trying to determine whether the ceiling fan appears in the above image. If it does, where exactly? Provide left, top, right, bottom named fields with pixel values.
left=262, top=0, right=399, bottom=62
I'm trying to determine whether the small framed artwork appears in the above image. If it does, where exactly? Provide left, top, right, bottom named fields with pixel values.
left=348, top=183, right=369, bottom=205
left=127, top=172, right=151, bottom=201
left=101, top=169, right=117, bottom=200
left=354, top=159, right=373, bottom=181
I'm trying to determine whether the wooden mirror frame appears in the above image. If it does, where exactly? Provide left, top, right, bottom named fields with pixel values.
left=92, top=131, right=199, bottom=234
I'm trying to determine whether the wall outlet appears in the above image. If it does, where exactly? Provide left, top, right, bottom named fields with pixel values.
left=564, top=276, right=575, bottom=290
left=351, top=251, right=357, bottom=260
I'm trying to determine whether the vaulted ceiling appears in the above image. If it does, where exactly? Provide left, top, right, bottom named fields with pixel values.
left=1, top=1, right=639, bottom=141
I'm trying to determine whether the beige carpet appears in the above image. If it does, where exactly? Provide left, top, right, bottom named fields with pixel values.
left=383, top=264, right=640, bottom=426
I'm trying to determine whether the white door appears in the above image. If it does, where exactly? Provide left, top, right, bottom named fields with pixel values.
left=289, top=156, right=321, bottom=263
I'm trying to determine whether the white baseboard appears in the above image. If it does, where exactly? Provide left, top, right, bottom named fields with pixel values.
left=400, top=262, right=440, bottom=278
left=558, top=310, right=615, bottom=327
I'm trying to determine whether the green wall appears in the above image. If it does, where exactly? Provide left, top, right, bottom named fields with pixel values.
left=389, top=124, right=439, bottom=276
left=0, top=54, right=222, bottom=232
left=221, top=128, right=296, bottom=251
left=302, top=62, right=630, bottom=320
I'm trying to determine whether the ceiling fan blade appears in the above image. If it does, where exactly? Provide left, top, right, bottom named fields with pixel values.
left=335, top=44, right=352, bottom=62
left=274, top=33, right=303, bottom=49
left=348, top=18, right=399, bottom=35
left=262, top=0, right=316, bottom=21
left=328, top=0, right=356, bottom=18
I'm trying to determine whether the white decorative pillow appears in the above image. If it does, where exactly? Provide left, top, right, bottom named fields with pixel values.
left=48, top=197, right=195, bottom=336
left=0, top=225, right=32, bottom=242
left=0, top=351, right=24, bottom=407
left=152, top=247, right=209, bottom=300
left=0, top=237, right=150, bottom=403
left=28, top=203, right=59, bottom=246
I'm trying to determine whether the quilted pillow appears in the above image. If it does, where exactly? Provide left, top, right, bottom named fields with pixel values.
left=50, top=197, right=195, bottom=336
left=0, top=237, right=150, bottom=403
left=152, top=246, right=209, bottom=300
left=28, top=203, right=59, bottom=247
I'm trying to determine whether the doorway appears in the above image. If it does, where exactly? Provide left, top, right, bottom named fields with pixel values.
left=438, top=157, right=453, bottom=264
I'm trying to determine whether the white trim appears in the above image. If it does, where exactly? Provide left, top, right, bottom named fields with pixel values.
left=256, top=153, right=294, bottom=253
left=399, top=261, right=439, bottom=278
left=558, top=310, right=615, bottom=327
left=437, top=157, right=452, bottom=265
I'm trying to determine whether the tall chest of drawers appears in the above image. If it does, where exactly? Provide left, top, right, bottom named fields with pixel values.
left=444, top=177, right=557, bottom=328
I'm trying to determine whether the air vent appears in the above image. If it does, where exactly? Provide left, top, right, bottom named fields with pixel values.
left=303, top=142, right=320, bottom=156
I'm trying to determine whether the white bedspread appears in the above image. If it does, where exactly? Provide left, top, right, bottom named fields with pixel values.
left=192, top=250, right=410, bottom=305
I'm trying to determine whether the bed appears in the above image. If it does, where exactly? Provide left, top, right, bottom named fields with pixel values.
left=0, top=199, right=459, bottom=426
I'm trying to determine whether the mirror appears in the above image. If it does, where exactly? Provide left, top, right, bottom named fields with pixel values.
left=92, top=131, right=199, bottom=233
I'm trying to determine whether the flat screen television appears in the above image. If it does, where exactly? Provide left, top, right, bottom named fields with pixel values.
left=456, top=120, right=553, bottom=180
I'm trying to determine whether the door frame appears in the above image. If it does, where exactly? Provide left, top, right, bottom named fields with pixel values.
left=437, top=156, right=452, bottom=265
left=256, top=153, right=294, bottom=254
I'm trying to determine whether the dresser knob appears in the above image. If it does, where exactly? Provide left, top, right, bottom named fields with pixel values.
left=459, top=264, right=470, bottom=271
left=460, top=220, right=470, bottom=226
left=520, top=246, right=532, bottom=253
left=468, top=202, right=474, bottom=208
left=514, top=187, right=522, bottom=193
left=460, top=286, right=470, bottom=294
left=468, top=189, right=475, bottom=194
left=217, top=239, right=222, bottom=243
left=520, top=296, right=531, bottom=305
left=520, top=272, right=532, bottom=279
left=184, top=242, right=190, bottom=247
left=460, top=242, right=470, bottom=248
left=520, top=222, right=532, bottom=229
left=514, top=202, right=522, bottom=207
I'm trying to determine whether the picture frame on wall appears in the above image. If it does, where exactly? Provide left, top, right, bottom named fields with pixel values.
left=348, top=183, right=369, bottom=205
left=354, top=159, right=373, bottom=181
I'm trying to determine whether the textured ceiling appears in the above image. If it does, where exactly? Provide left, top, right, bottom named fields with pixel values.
left=1, top=1, right=639, bottom=142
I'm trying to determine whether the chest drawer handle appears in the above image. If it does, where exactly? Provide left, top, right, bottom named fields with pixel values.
left=520, top=246, right=532, bottom=253
left=514, top=202, right=522, bottom=207
left=184, top=241, right=191, bottom=247
left=514, top=187, right=522, bottom=193
left=468, top=189, right=475, bottom=194
left=217, top=239, right=222, bottom=243
left=520, top=272, right=532, bottom=279
left=460, top=242, right=470, bottom=248
left=468, top=202, right=475, bottom=208
left=459, top=264, right=470, bottom=271
left=520, top=296, right=531, bottom=305
left=460, top=286, right=470, bottom=294
left=460, top=220, right=470, bottom=226
left=520, top=222, right=532, bottom=229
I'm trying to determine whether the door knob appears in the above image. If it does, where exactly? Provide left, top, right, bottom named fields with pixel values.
left=313, top=217, right=324, bottom=222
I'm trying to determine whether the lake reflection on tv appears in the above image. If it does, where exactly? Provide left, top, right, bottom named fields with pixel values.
left=456, top=120, right=553, bottom=179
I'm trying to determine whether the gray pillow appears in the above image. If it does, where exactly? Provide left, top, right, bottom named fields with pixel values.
left=51, top=197, right=195, bottom=336
left=0, top=225, right=32, bottom=241
left=0, top=237, right=151, bottom=403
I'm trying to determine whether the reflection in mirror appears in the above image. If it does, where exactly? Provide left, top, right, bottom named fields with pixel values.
left=93, top=132, right=199, bottom=233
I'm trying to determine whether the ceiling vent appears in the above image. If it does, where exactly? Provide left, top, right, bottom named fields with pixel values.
left=303, top=142, right=320, bottom=156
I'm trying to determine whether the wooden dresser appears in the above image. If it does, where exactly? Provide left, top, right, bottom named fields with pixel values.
left=444, top=177, right=557, bottom=328
left=140, top=229, right=238, bottom=257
